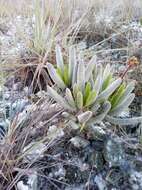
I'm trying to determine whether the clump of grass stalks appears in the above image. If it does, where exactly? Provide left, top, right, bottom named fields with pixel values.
left=0, top=99, right=63, bottom=189
left=12, top=0, right=84, bottom=93
left=0, top=0, right=31, bottom=17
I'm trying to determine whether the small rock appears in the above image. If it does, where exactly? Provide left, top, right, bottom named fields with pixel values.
left=17, top=171, right=37, bottom=190
left=22, top=142, right=46, bottom=162
left=89, top=124, right=107, bottom=140
left=94, top=152, right=105, bottom=170
left=47, top=125, right=64, bottom=140
left=133, top=157, right=142, bottom=171
left=70, top=136, right=89, bottom=148
left=129, top=171, right=142, bottom=190
left=67, top=120, right=80, bottom=130
left=94, top=174, right=107, bottom=190
left=17, top=181, right=29, bottom=190
left=104, top=137, right=125, bottom=167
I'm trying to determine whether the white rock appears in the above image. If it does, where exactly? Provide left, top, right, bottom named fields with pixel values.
left=47, top=125, right=64, bottom=140
left=17, top=171, right=37, bottom=190
left=70, top=136, right=89, bottom=148
left=94, top=174, right=107, bottom=190
left=17, top=181, right=29, bottom=190
left=22, top=142, right=46, bottom=162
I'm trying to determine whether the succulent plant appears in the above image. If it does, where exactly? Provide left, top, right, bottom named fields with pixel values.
left=47, top=45, right=142, bottom=130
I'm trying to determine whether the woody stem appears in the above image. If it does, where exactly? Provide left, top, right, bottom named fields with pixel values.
left=121, top=65, right=131, bottom=79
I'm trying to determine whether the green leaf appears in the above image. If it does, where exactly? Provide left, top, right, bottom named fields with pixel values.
left=93, top=64, right=102, bottom=97
left=76, top=91, right=83, bottom=109
left=85, top=55, right=96, bottom=82
left=85, top=90, right=96, bottom=107
left=67, top=120, right=80, bottom=130
left=98, top=78, right=122, bottom=100
left=109, top=83, right=126, bottom=109
left=72, top=50, right=77, bottom=85
left=84, top=82, right=91, bottom=104
left=56, top=67, right=63, bottom=79
left=65, top=88, right=76, bottom=109
left=77, top=57, right=85, bottom=91
left=106, top=115, right=142, bottom=125
left=69, top=46, right=75, bottom=81
left=73, top=83, right=80, bottom=99
left=102, top=74, right=112, bottom=91
left=63, top=64, right=70, bottom=86
left=80, top=123, right=86, bottom=132
left=56, top=45, right=64, bottom=72
left=103, top=64, right=111, bottom=80
left=118, top=81, right=135, bottom=104
left=110, top=93, right=135, bottom=116
left=47, top=85, right=75, bottom=112
left=47, top=63, right=66, bottom=89
left=88, top=101, right=111, bottom=124
left=91, top=103, right=100, bottom=113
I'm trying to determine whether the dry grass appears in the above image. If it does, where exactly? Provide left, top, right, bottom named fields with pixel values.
left=0, top=0, right=31, bottom=17
left=1, top=0, right=142, bottom=37
left=35, top=0, right=142, bottom=38
left=0, top=99, right=63, bottom=189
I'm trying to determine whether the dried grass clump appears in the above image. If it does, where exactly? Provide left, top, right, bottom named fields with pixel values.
left=0, top=0, right=31, bottom=17
left=12, top=0, right=85, bottom=93
left=0, top=99, right=63, bottom=190
left=39, top=0, right=142, bottom=40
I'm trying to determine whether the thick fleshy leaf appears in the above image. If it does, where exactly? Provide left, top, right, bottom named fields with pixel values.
left=67, top=120, right=80, bottom=130
left=77, top=57, right=85, bottom=91
left=63, top=64, right=70, bottom=86
left=106, top=115, right=142, bottom=125
left=62, top=112, right=77, bottom=121
left=91, top=103, right=100, bottom=113
left=109, top=83, right=126, bottom=109
left=90, top=74, right=95, bottom=87
left=84, top=82, right=92, bottom=104
left=65, top=88, right=76, bottom=109
left=47, top=63, right=66, bottom=89
left=93, top=64, right=103, bottom=97
left=118, top=81, right=135, bottom=104
left=98, top=78, right=122, bottom=100
left=73, top=83, right=80, bottom=99
left=103, top=64, right=111, bottom=81
left=56, top=45, right=64, bottom=72
left=77, top=111, right=93, bottom=124
left=110, top=93, right=135, bottom=116
left=56, top=67, right=63, bottom=79
left=47, top=85, right=75, bottom=112
left=85, top=55, right=97, bottom=82
left=102, top=74, right=112, bottom=91
left=88, top=101, right=111, bottom=124
left=85, top=90, right=97, bottom=107
left=76, top=91, right=83, bottom=109
left=92, top=63, right=98, bottom=81
left=69, top=46, right=75, bottom=81
left=72, top=50, right=78, bottom=85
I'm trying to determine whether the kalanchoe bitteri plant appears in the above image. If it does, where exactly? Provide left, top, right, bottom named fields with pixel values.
left=47, top=45, right=142, bottom=130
